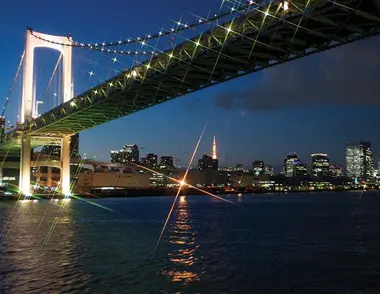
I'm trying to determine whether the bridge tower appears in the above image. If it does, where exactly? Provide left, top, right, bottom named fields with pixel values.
left=20, top=28, right=73, bottom=196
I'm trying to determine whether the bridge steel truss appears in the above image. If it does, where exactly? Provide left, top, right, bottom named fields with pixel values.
left=2, top=0, right=380, bottom=153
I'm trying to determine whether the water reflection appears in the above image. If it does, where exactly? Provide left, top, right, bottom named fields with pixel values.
left=0, top=200, right=87, bottom=293
left=163, top=196, right=201, bottom=285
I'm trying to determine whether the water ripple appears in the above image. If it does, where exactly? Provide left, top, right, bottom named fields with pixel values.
left=0, top=192, right=380, bottom=293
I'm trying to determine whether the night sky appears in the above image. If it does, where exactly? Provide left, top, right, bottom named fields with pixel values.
left=1, top=0, right=380, bottom=170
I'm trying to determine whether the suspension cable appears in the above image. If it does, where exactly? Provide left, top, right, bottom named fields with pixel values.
left=2, top=51, right=25, bottom=117
left=40, top=53, right=63, bottom=105
left=28, top=0, right=270, bottom=50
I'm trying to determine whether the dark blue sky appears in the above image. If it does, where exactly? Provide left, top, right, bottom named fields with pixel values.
left=1, top=0, right=380, bottom=169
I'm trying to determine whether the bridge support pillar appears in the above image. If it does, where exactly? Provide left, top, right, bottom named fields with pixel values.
left=19, top=134, right=31, bottom=196
left=61, top=136, right=71, bottom=196
left=47, top=166, right=52, bottom=187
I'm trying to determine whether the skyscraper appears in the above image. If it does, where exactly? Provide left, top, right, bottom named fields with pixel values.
left=345, top=140, right=373, bottom=181
left=123, top=144, right=139, bottom=163
left=311, top=153, right=330, bottom=177
left=283, top=154, right=300, bottom=177
left=330, top=165, right=343, bottom=178
left=110, top=144, right=139, bottom=164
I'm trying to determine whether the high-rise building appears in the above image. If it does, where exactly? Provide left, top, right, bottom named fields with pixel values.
left=110, top=144, right=139, bottom=164
left=145, top=153, right=158, bottom=168
left=311, top=153, right=330, bottom=177
left=160, top=156, right=174, bottom=169
left=41, top=134, right=80, bottom=157
left=110, top=150, right=122, bottom=163
left=346, top=140, right=373, bottom=181
left=122, top=144, right=139, bottom=163
left=198, top=137, right=219, bottom=170
left=252, top=161, right=265, bottom=176
left=330, top=165, right=343, bottom=178
left=197, top=155, right=218, bottom=170
left=283, top=154, right=300, bottom=177
left=295, top=163, right=308, bottom=177
left=264, top=165, right=275, bottom=176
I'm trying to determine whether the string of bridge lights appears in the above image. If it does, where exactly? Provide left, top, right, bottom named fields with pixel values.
left=29, top=0, right=291, bottom=56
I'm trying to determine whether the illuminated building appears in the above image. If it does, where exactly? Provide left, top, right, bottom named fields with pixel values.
left=330, top=165, right=343, bottom=178
left=345, top=140, right=373, bottom=181
left=110, top=144, right=140, bottom=164
left=41, top=134, right=80, bottom=157
left=110, top=150, right=122, bottom=163
left=123, top=144, right=139, bottom=163
left=311, top=153, right=330, bottom=177
left=145, top=153, right=158, bottom=168
left=252, top=161, right=265, bottom=176
left=264, top=165, right=275, bottom=176
left=295, top=163, right=308, bottom=177
left=283, top=154, right=300, bottom=177
left=197, top=155, right=218, bottom=170
left=212, top=136, right=217, bottom=160
left=219, top=165, right=248, bottom=173
left=197, top=137, right=219, bottom=170
left=160, top=156, right=174, bottom=169
left=76, top=171, right=150, bottom=191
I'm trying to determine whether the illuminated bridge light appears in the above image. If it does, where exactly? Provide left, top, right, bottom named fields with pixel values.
left=284, top=1, right=289, bottom=11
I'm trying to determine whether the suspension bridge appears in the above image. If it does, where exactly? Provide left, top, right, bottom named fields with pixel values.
left=0, top=0, right=379, bottom=196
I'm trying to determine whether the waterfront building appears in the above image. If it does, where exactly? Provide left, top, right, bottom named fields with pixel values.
left=345, top=140, right=373, bottom=181
left=177, top=169, right=229, bottom=187
left=311, top=153, right=330, bottom=177
left=76, top=171, right=150, bottom=191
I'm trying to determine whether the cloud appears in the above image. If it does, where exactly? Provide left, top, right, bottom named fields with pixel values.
left=214, top=36, right=380, bottom=111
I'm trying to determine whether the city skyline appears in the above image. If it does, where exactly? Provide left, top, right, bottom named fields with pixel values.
left=107, top=137, right=378, bottom=173
left=1, top=0, right=380, bottom=167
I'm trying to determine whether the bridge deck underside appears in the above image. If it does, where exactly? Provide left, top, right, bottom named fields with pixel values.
left=2, top=0, right=380, bottom=152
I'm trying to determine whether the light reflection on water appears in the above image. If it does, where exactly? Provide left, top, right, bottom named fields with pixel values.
left=0, top=200, right=90, bottom=293
left=0, top=193, right=380, bottom=293
left=163, top=196, right=201, bottom=285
